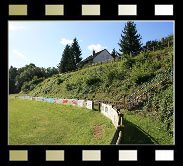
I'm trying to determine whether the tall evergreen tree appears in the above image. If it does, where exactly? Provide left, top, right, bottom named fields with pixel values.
left=58, top=45, right=75, bottom=73
left=70, top=38, right=82, bottom=65
left=118, top=21, right=142, bottom=56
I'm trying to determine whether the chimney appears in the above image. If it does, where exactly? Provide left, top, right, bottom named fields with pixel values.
left=92, top=50, right=95, bottom=56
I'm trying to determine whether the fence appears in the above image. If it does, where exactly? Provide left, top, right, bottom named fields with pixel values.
left=15, top=96, right=93, bottom=110
left=97, top=102, right=124, bottom=144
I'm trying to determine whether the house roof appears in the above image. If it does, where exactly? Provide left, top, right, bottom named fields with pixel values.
left=82, top=49, right=113, bottom=63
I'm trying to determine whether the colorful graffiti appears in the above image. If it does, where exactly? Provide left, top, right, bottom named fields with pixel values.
left=17, top=96, right=93, bottom=110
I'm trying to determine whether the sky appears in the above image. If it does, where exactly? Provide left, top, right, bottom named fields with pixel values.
left=9, top=21, right=174, bottom=68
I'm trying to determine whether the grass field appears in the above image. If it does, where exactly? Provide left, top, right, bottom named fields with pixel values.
left=121, top=110, right=174, bottom=144
left=9, top=98, right=116, bottom=145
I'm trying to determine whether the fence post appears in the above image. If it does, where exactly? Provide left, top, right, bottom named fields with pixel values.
left=98, top=101, right=101, bottom=112
left=116, top=113, right=124, bottom=144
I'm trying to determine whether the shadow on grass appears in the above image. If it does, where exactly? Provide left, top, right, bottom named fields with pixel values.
left=120, top=118, right=159, bottom=144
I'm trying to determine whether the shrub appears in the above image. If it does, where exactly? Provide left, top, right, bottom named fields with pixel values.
left=123, top=55, right=135, bottom=69
left=65, top=83, right=76, bottom=91
left=57, top=78, right=64, bottom=85
left=159, top=86, right=173, bottom=131
left=86, top=76, right=101, bottom=86
left=131, top=71, right=154, bottom=85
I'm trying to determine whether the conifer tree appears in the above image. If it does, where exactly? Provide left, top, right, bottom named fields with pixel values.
left=70, top=38, right=82, bottom=65
left=58, top=45, right=75, bottom=73
left=111, top=48, right=118, bottom=58
left=118, top=21, right=142, bottom=56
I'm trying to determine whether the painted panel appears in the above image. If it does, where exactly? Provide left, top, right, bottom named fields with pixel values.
left=86, top=100, right=93, bottom=110
left=78, top=100, right=85, bottom=107
left=62, top=99, right=69, bottom=104
left=56, top=99, right=63, bottom=104
left=71, top=99, right=78, bottom=106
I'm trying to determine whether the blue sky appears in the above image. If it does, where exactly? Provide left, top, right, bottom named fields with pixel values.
left=9, top=21, right=174, bottom=68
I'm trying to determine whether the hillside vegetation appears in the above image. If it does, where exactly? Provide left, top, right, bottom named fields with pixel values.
left=17, top=47, right=173, bottom=144
left=26, top=47, right=174, bottom=137
left=28, top=47, right=173, bottom=101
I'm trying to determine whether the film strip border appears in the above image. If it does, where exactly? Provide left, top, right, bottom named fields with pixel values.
left=8, top=4, right=174, bottom=16
left=7, top=149, right=175, bottom=162
left=1, top=1, right=179, bottom=166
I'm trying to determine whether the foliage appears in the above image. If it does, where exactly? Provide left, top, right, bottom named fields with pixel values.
left=21, top=76, right=45, bottom=93
left=143, top=85, right=173, bottom=133
left=9, top=64, right=58, bottom=94
left=58, top=38, right=82, bottom=73
left=29, top=47, right=173, bottom=102
left=16, top=47, right=173, bottom=144
left=58, top=44, right=76, bottom=73
left=71, top=38, right=82, bottom=64
left=118, top=21, right=142, bottom=56
left=131, top=69, right=154, bottom=85
left=111, top=48, right=118, bottom=58
left=9, top=66, right=18, bottom=94
left=142, top=34, right=173, bottom=51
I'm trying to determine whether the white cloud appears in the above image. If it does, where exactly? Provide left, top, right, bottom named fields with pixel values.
left=88, top=44, right=107, bottom=52
left=9, top=24, right=25, bottom=31
left=12, top=50, right=28, bottom=61
left=60, top=38, right=73, bottom=45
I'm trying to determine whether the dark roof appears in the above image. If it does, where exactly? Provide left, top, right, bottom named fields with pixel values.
left=82, top=49, right=113, bottom=63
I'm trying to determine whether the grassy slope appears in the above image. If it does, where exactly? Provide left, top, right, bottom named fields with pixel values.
left=17, top=47, right=173, bottom=145
left=28, top=47, right=173, bottom=101
left=9, top=98, right=116, bottom=145
left=121, top=110, right=173, bottom=144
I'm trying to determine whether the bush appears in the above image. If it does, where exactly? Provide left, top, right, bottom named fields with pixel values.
left=86, top=76, right=101, bottom=86
left=143, top=85, right=173, bottom=133
left=123, top=55, right=135, bottom=69
left=131, top=71, right=154, bottom=85
left=65, top=83, right=76, bottom=91
left=159, top=86, right=173, bottom=131
left=57, top=78, right=64, bottom=85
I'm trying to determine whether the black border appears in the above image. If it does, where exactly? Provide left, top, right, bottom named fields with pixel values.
left=0, top=0, right=181, bottom=166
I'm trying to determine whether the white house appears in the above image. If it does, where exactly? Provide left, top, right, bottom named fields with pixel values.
left=82, top=49, right=114, bottom=64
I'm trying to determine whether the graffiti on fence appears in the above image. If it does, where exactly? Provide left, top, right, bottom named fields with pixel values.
left=86, top=100, right=93, bottom=110
left=17, top=96, right=93, bottom=110
left=72, top=99, right=78, bottom=106
left=63, top=99, right=68, bottom=104
left=56, top=99, right=63, bottom=104
left=78, top=100, right=84, bottom=107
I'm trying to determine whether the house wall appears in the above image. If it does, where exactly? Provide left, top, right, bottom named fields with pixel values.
left=92, top=50, right=114, bottom=63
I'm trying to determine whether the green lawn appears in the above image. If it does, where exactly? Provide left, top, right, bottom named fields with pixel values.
left=120, top=110, right=174, bottom=144
left=9, top=98, right=116, bottom=145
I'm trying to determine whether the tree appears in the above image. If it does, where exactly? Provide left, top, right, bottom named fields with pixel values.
left=58, top=45, right=75, bottom=73
left=46, top=67, right=59, bottom=77
left=15, top=63, right=45, bottom=92
left=70, top=38, right=82, bottom=65
left=9, top=66, right=18, bottom=94
left=118, top=21, right=142, bottom=56
left=111, top=48, right=118, bottom=58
